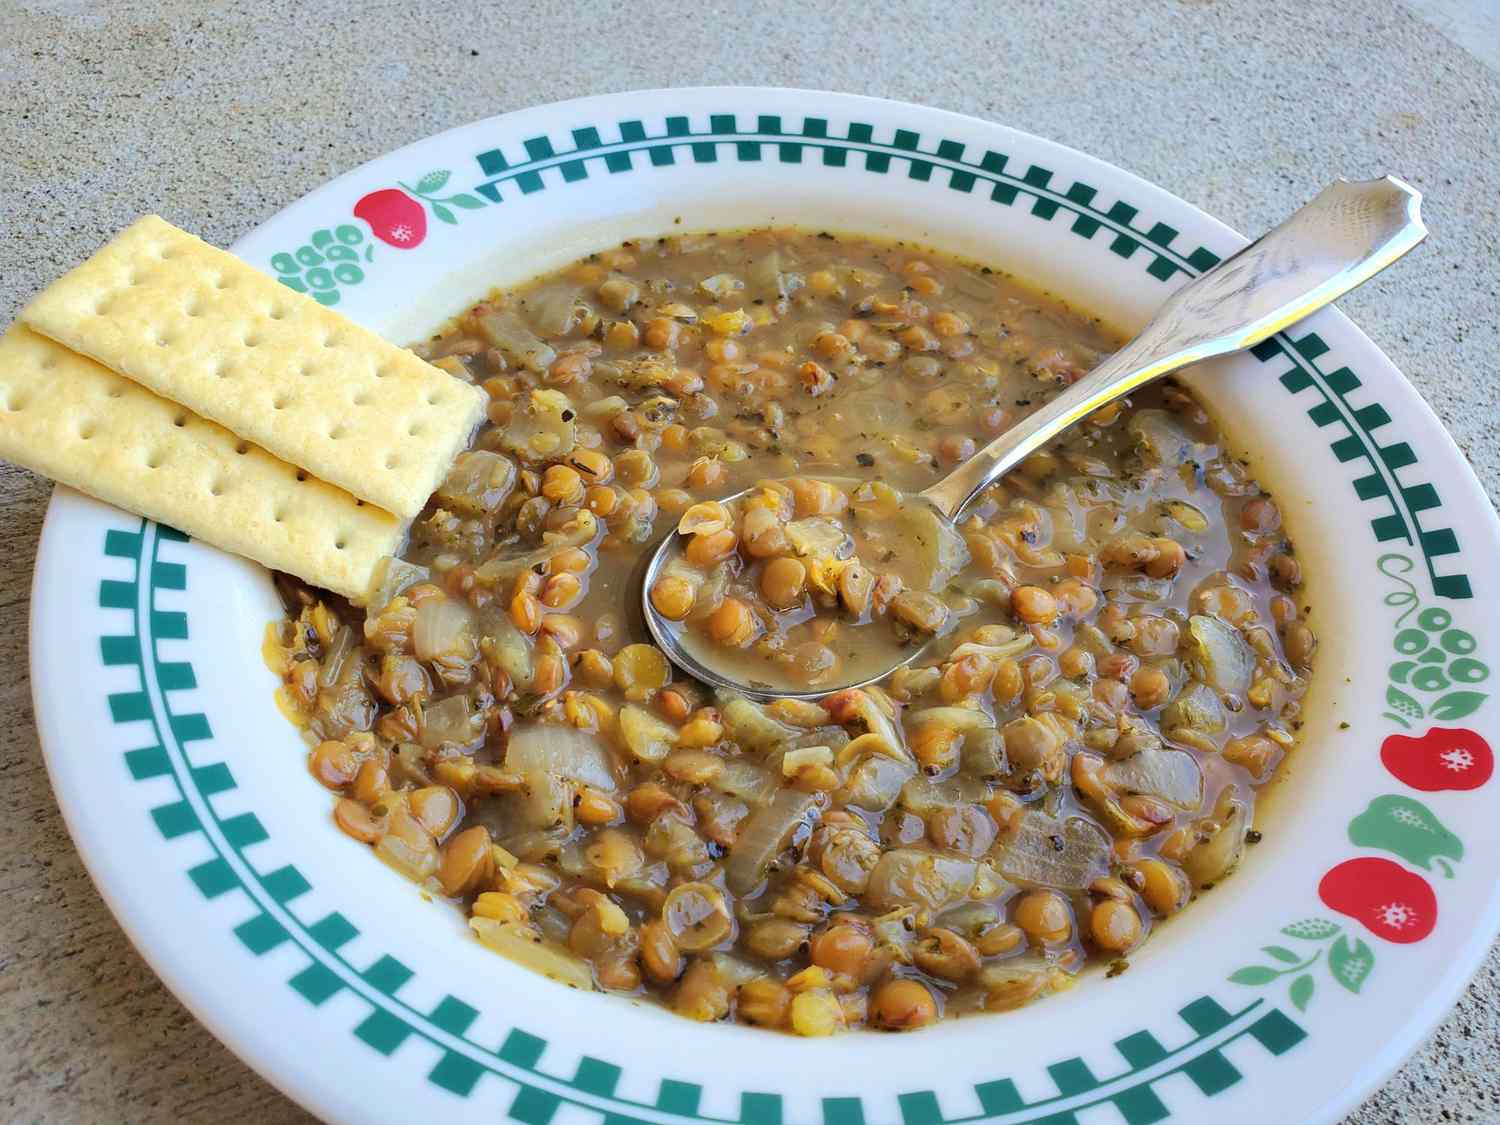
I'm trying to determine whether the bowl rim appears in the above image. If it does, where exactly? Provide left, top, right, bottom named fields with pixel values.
left=29, top=85, right=1500, bottom=1125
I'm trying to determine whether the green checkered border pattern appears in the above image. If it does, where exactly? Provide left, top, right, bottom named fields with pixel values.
left=462, top=113, right=1470, bottom=602
left=1246, top=332, right=1469, bottom=598
left=101, top=517, right=1306, bottom=1122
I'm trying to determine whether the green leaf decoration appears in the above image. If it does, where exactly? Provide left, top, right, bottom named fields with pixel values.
left=334, top=224, right=363, bottom=245
left=1390, top=660, right=1415, bottom=685
left=1261, top=945, right=1301, bottom=964
left=310, top=228, right=335, bottom=249
left=1348, top=795, right=1463, bottom=873
left=311, top=290, right=339, bottom=307
left=363, top=245, right=375, bottom=262
left=277, top=275, right=308, bottom=293
left=294, top=245, right=324, bottom=268
left=1329, top=935, right=1374, bottom=994
left=325, top=244, right=358, bottom=263
left=431, top=202, right=456, bottom=224
left=416, top=169, right=451, bottom=194
left=1386, top=685, right=1425, bottom=720
left=1228, top=965, right=1279, bottom=986
left=1289, top=973, right=1314, bottom=1012
left=270, top=252, right=298, bottom=275
left=446, top=193, right=486, bottom=209
left=1430, top=690, right=1487, bottom=720
left=333, top=263, right=363, bottom=285
left=1281, top=918, right=1340, bottom=940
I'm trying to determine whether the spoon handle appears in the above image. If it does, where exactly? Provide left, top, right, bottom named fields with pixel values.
left=918, top=175, right=1427, bottom=521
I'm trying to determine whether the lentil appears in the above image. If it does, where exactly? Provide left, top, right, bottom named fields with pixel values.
left=274, top=229, right=1315, bottom=1037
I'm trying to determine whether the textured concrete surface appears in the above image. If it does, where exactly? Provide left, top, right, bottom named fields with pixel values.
left=0, top=1, right=1496, bottom=1122
left=1404, top=0, right=1500, bottom=69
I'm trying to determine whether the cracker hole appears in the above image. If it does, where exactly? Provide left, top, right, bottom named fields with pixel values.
left=329, top=425, right=347, bottom=441
left=40, top=356, right=59, bottom=371
left=244, top=334, right=261, bottom=348
left=78, top=422, right=96, bottom=440
left=157, top=334, right=173, bottom=348
left=94, top=299, right=112, bottom=317
left=145, top=451, right=164, bottom=470
left=427, top=393, right=443, bottom=406
left=235, top=442, right=250, bottom=455
left=385, top=454, right=400, bottom=470
left=352, top=392, right=370, bottom=406
left=185, top=299, right=202, bottom=317
left=295, top=470, right=308, bottom=483
left=334, top=536, right=348, bottom=551
left=323, top=335, right=340, bottom=349
left=272, top=395, right=289, bottom=411
left=107, top=386, right=124, bottom=399
left=300, top=364, right=316, bottom=377
left=408, top=423, right=424, bottom=437
left=268, top=306, right=287, bottom=321
left=273, top=508, right=286, bottom=523
left=173, top=413, right=188, bottom=428
left=209, top=481, right=225, bottom=497
left=213, top=276, right=230, bottom=290
left=8, top=395, right=28, bottom=412
left=373, top=364, right=389, bottom=379
left=354, top=499, right=365, bottom=507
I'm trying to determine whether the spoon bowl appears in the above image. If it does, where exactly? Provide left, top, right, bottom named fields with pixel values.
left=640, top=483, right=946, bottom=700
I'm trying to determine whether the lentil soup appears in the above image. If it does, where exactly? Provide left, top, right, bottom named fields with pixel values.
left=268, top=228, right=1316, bottom=1036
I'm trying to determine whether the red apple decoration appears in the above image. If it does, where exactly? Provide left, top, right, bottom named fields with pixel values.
left=353, top=188, right=427, bottom=249
left=1381, top=726, right=1492, bottom=792
left=1319, top=857, right=1437, bottom=943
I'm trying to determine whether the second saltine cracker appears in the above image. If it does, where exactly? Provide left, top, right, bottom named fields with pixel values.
left=0, top=325, right=403, bottom=601
left=23, top=216, right=486, bottom=518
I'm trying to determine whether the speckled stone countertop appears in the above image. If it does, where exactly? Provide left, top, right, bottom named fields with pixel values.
left=1, top=1, right=1496, bottom=1121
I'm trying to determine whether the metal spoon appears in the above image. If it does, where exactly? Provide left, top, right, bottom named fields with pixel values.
left=642, top=176, right=1427, bottom=700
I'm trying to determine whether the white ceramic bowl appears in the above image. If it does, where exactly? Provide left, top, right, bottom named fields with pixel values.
left=30, top=88, right=1500, bottom=1125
